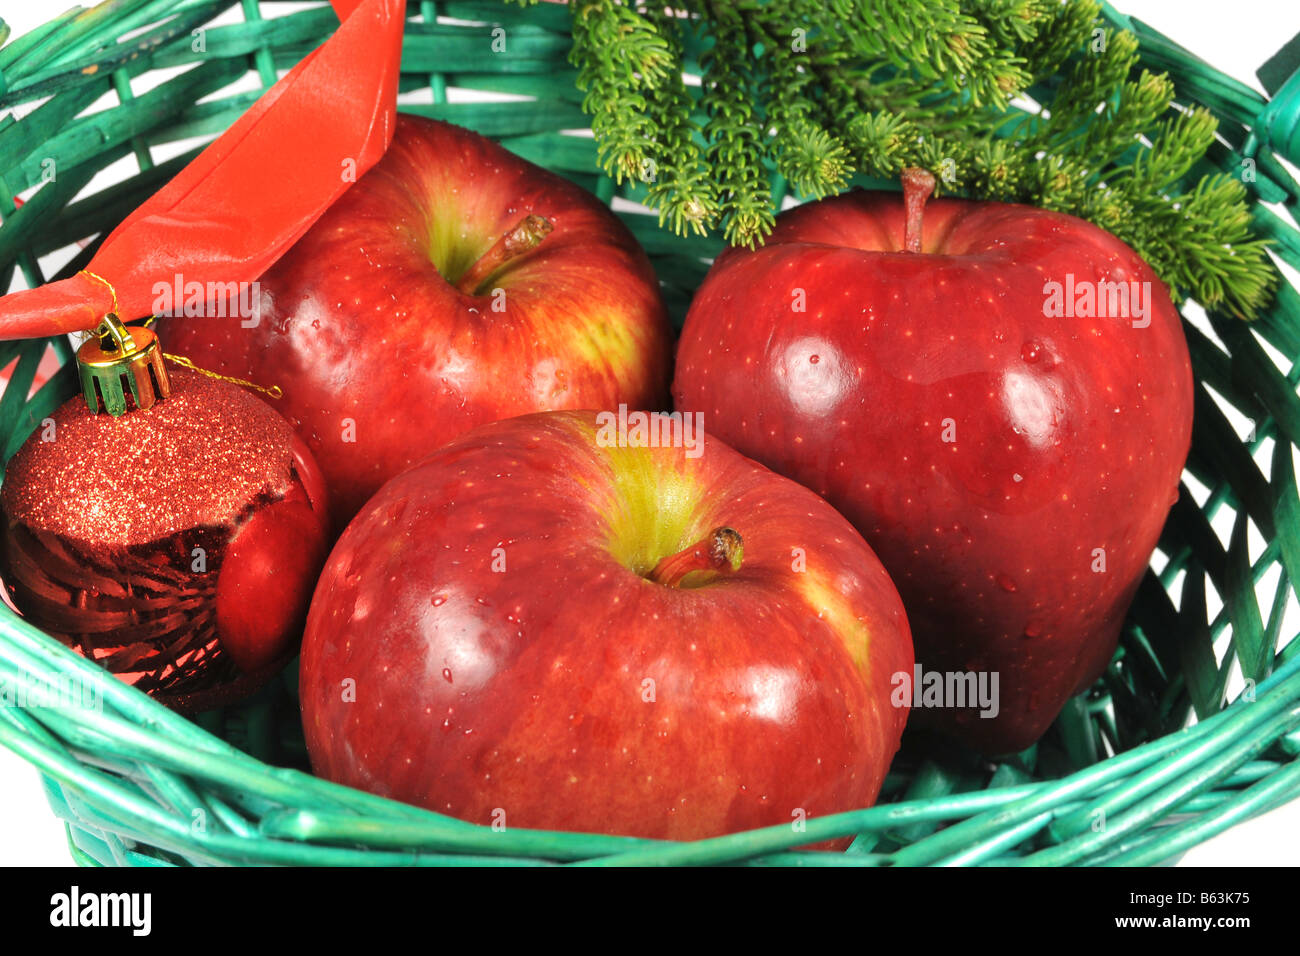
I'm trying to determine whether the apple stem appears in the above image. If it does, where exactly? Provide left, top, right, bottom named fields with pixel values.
left=455, top=214, right=554, bottom=295
left=901, top=167, right=936, bottom=253
left=647, top=527, right=744, bottom=588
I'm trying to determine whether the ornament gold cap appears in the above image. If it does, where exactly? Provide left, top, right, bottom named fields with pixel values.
left=77, top=312, right=171, bottom=416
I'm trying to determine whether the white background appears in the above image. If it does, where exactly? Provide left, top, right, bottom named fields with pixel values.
left=0, top=0, right=1298, bottom=865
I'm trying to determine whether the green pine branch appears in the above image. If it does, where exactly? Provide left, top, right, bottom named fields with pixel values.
left=559, top=0, right=1279, bottom=319
left=697, top=1, right=774, bottom=246
left=641, top=4, right=717, bottom=236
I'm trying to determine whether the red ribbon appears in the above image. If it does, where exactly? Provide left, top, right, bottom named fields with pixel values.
left=0, top=0, right=404, bottom=339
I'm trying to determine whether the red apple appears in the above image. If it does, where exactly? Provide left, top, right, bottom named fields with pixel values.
left=299, top=410, right=913, bottom=842
left=165, top=115, right=673, bottom=528
left=672, top=175, right=1193, bottom=753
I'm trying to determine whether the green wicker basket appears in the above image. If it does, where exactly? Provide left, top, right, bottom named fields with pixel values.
left=1, top=0, right=1299, bottom=867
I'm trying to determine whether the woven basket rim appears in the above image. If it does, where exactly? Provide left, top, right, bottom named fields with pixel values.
left=0, top=0, right=1297, bottom=866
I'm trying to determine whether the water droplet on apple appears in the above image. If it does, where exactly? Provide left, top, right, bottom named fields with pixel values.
left=996, top=573, right=1018, bottom=592
left=1021, top=341, right=1042, bottom=363
left=441, top=718, right=454, bottom=732
left=442, top=668, right=453, bottom=683
left=809, top=354, right=820, bottom=364
left=431, top=594, right=446, bottom=607
left=1024, top=621, right=1043, bottom=638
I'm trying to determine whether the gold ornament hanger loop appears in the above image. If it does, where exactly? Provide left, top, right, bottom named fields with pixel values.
left=75, top=272, right=170, bottom=417
left=74, top=274, right=283, bottom=413
left=80, top=268, right=119, bottom=318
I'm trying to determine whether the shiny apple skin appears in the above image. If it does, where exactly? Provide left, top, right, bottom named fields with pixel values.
left=672, top=191, right=1194, bottom=753
left=167, top=115, right=673, bottom=527
left=300, top=410, right=912, bottom=842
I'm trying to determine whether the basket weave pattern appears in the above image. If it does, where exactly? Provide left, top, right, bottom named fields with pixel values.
left=0, top=0, right=1298, bottom=865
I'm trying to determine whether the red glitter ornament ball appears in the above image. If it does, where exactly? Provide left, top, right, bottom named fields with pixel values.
left=0, top=369, right=331, bottom=711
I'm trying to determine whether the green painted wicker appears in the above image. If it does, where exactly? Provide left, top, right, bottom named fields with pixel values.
left=0, top=0, right=1298, bottom=867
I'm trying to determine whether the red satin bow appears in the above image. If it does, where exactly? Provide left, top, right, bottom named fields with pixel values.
left=0, top=0, right=404, bottom=339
